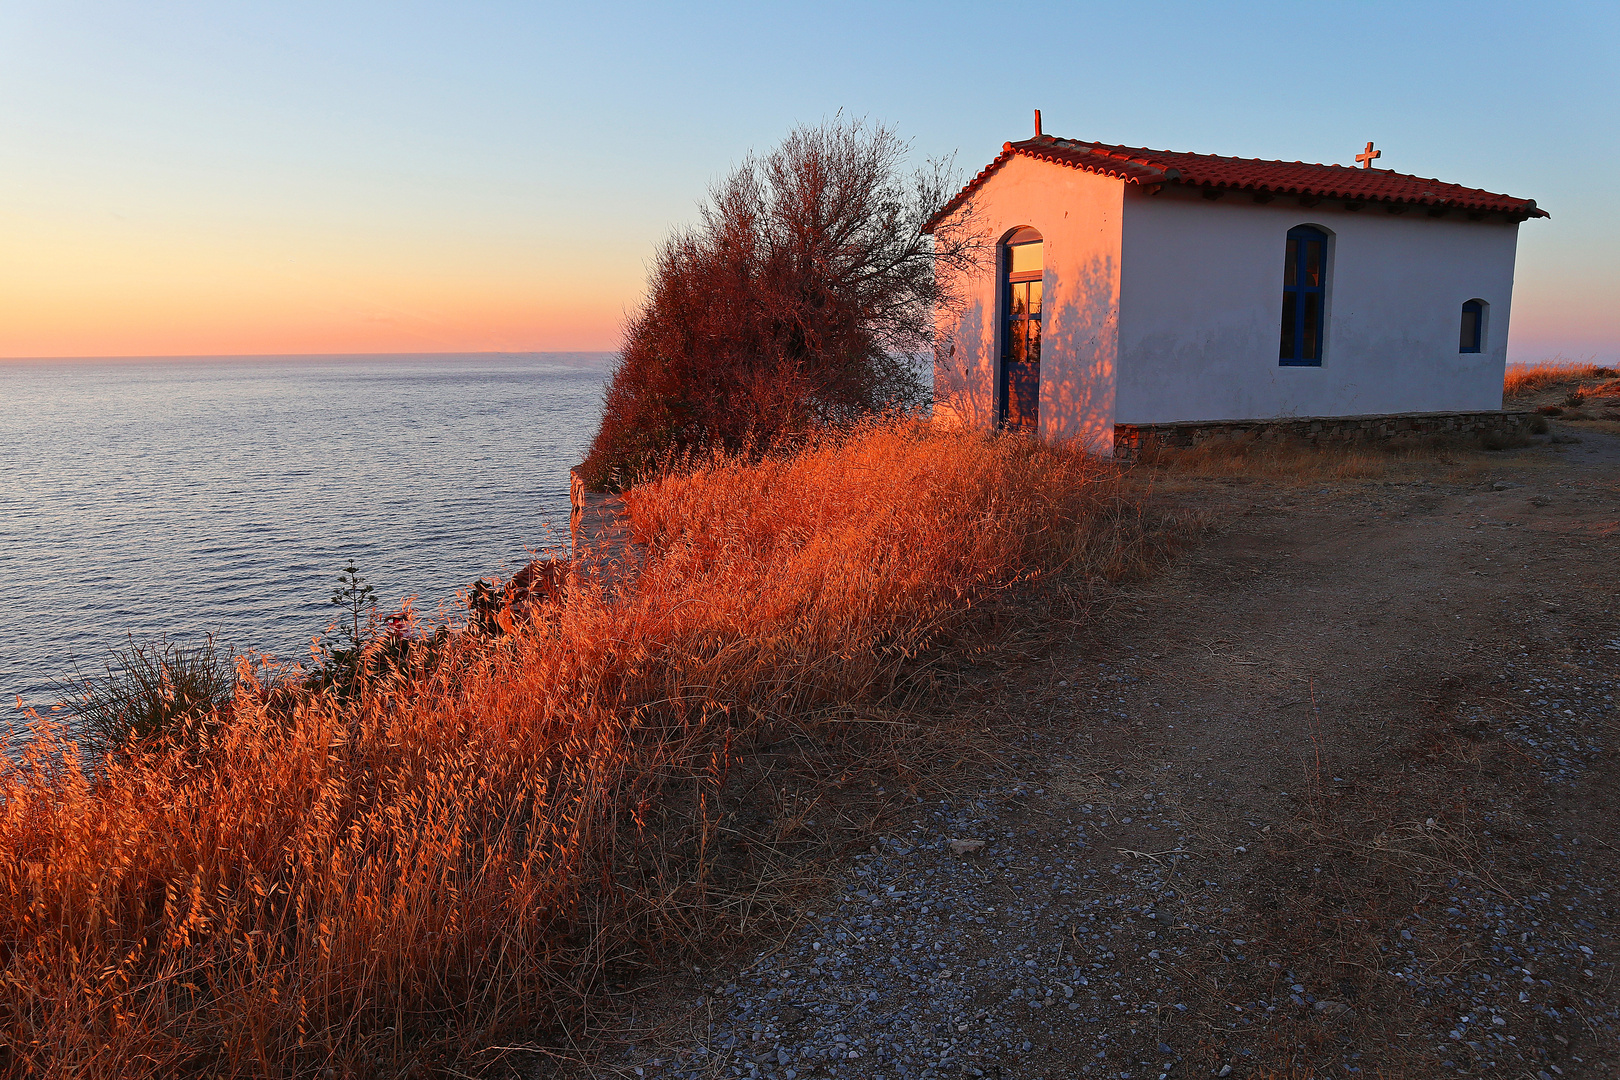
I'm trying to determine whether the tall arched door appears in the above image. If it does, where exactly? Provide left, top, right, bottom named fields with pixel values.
left=1000, top=228, right=1043, bottom=433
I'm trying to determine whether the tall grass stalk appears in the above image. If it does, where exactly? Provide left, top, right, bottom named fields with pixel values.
left=1, top=419, right=1158, bottom=1078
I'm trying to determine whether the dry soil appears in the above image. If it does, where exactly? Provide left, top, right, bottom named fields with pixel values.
left=561, top=416, right=1618, bottom=1080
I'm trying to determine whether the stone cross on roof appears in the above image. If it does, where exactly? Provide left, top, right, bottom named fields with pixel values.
left=1356, top=141, right=1382, bottom=169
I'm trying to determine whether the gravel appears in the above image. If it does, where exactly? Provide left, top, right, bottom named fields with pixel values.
left=607, top=652, right=1617, bottom=1080
left=632, top=762, right=1208, bottom=1080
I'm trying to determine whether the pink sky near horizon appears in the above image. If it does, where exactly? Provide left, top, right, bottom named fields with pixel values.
left=1, top=221, right=1604, bottom=364
left=0, top=193, right=640, bottom=357
left=0, top=267, right=631, bottom=358
left=1, top=189, right=1605, bottom=362
left=1, top=268, right=1604, bottom=366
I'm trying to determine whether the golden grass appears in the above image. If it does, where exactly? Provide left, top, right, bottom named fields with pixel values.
left=1, top=419, right=1159, bottom=1078
left=1503, top=360, right=1612, bottom=400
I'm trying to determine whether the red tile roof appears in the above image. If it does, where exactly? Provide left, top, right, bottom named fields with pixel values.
left=924, top=135, right=1546, bottom=230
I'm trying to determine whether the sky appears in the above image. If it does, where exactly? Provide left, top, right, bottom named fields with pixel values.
left=1, top=1, right=1616, bottom=362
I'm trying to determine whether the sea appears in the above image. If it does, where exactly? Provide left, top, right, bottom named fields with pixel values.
left=0, top=353, right=611, bottom=736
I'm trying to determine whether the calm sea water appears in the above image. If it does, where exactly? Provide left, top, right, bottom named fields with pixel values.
left=1, top=353, right=610, bottom=728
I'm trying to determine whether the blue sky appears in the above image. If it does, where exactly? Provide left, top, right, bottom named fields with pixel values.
left=2, top=0, right=1615, bottom=359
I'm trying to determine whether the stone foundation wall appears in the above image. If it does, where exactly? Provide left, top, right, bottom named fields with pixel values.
left=1113, top=410, right=1537, bottom=462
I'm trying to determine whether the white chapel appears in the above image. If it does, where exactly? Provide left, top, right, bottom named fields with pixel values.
left=926, top=120, right=1546, bottom=456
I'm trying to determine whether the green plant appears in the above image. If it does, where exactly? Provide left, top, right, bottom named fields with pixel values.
left=332, top=561, right=377, bottom=651
left=314, top=564, right=445, bottom=696
left=313, top=561, right=380, bottom=696
left=57, top=634, right=235, bottom=756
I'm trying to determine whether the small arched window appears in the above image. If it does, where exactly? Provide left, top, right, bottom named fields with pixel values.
left=1280, top=225, right=1329, bottom=366
left=1001, top=227, right=1043, bottom=433
left=1460, top=299, right=1486, bottom=353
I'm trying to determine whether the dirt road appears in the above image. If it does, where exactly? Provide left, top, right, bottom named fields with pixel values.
left=1007, top=424, right=1620, bottom=1077
left=588, top=426, right=1618, bottom=1080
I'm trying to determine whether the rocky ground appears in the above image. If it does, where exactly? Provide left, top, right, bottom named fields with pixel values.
left=553, top=411, right=1618, bottom=1080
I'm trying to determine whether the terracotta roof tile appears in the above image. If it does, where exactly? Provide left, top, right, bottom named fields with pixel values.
left=924, top=135, right=1546, bottom=231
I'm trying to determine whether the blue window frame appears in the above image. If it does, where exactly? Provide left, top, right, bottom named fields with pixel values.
left=1000, top=228, right=1043, bottom=433
left=1460, top=299, right=1484, bottom=353
left=1279, top=225, right=1328, bottom=366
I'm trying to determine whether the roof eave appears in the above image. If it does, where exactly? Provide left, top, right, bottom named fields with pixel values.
left=923, top=143, right=1171, bottom=233
left=1158, top=179, right=1547, bottom=221
left=923, top=137, right=1549, bottom=233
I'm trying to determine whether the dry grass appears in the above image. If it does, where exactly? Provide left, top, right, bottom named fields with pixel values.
left=1503, top=360, right=1615, bottom=400
left=1, top=419, right=1165, bottom=1079
left=1139, top=432, right=1483, bottom=483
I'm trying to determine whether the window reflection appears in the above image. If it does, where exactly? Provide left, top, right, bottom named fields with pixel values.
left=1002, top=234, right=1044, bottom=433
left=1304, top=240, right=1323, bottom=287
left=1009, top=241, right=1043, bottom=276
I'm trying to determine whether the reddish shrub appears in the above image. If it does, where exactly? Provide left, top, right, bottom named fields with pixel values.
left=579, top=120, right=984, bottom=491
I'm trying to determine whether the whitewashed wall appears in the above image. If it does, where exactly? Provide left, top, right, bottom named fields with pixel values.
left=932, top=155, right=1124, bottom=455
left=1116, top=186, right=1521, bottom=424
left=933, top=156, right=1525, bottom=451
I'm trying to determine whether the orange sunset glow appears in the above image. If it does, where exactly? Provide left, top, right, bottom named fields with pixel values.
left=0, top=222, right=631, bottom=356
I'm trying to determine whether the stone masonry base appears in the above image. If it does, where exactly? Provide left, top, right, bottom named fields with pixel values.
left=1113, top=410, right=1537, bottom=462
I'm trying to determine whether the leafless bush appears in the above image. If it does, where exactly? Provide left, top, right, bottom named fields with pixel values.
left=580, top=118, right=986, bottom=490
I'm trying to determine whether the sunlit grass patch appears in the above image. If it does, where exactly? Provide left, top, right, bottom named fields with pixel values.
left=1504, top=359, right=1615, bottom=400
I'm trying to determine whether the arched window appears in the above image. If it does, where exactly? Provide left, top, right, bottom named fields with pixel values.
left=1460, top=299, right=1486, bottom=353
left=1001, top=227, right=1043, bottom=432
left=1280, top=225, right=1328, bottom=366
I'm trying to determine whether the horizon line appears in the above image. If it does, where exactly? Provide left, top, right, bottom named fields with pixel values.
left=0, top=350, right=622, bottom=363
